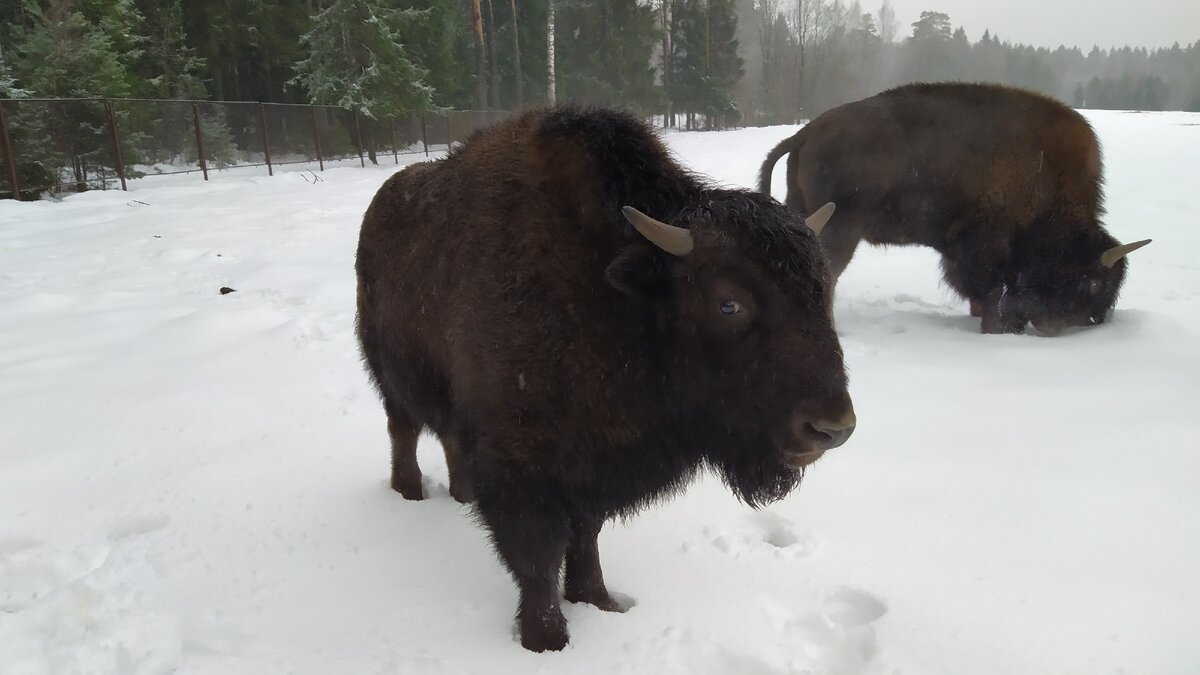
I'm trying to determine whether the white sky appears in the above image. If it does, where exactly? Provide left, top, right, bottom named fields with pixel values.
left=880, top=0, right=1199, bottom=49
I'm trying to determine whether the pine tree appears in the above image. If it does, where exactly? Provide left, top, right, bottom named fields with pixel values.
left=81, top=0, right=146, bottom=95
left=669, top=0, right=742, bottom=128
left=10, top=0, right=138, bottom=192
left=556, top=0, right=663, bottom=114
left=137, top=0, right=206, bottom=99
left=292, top=0, right=435, bottom=117
left=399, top=0, right=472, bottom=110
left=0, top=54, right=27, bottom=99
left=905, top=10, right=952, bottom=80
left=13, top=0, right=133, bottom=98
left=703, top=0, right=744, bottom=126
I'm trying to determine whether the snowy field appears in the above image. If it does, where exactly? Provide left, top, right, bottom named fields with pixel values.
left=1, top=110, right=1198, bottom=674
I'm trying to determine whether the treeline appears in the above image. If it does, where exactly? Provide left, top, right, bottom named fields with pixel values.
left=2, top=0, right=1199, bottom=123
left=742, top=1, right=1200, bottom=123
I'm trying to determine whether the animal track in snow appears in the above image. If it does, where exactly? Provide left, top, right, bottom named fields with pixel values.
left=701, top=512, right=819, bottom=559
left=0, top=541, right=182, bottom=672
left=823, top=586, right=888, bottom=628
left=762, top=585, right=889, bottom=674
left=107, top=513, right=171, bottom=541
left=617, top=625, right=786, bottom=675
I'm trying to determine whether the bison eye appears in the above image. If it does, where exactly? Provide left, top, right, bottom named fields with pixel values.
left=1088, top=279, right=1102, bottom=294
left=719, top=299, right=743, bottom=315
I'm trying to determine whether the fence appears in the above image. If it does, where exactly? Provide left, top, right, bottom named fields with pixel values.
left=0, top=97, right=510, bottom=200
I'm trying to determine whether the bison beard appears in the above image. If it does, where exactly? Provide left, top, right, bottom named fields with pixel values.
left=356, top=106, right=855, bottom=652
left=710, top=440, right=805, bottom=507
left=759, top=82, right=1151, bottom=335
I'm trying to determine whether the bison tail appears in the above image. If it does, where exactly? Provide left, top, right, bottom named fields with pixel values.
left=758, top=136, right=797, bottom=197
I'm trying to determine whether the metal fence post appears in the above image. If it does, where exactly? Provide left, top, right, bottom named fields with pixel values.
left=258, top=102, right=273, bottom=176
left=353, top=110, right=365, bottom=167
left=191, top=101, right=208, bottom=181
left=446, top=112, right=453, bottom=149
left=389, top=119, right=398, bottom=164
left=0, top=100, right=21, bottom=199
left=104, top=99, right=128, bottom=191
left=310, top=107, right=324, bottom=171
left=420, top=114, right=429, bottom=157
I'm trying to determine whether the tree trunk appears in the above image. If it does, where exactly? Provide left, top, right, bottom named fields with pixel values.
left=469, top=0, right=488, bottom=109
left=661, top=0, right=671, bottom=127
left=485, top=0, right=501, bottom=108
left=509, top=0, right=524, bottom=108
left=705, top=0, right=711, bottom=75
left=546, top=0, right=556, bottom=105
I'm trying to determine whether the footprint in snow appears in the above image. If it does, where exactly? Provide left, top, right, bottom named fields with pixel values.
left=107, top=513, right=171, bottom=541
left=702, top=512, right=818, bottom=559
left=822, top=586, right=888, bottom=628
left=763, top=586, right=889, bottom=674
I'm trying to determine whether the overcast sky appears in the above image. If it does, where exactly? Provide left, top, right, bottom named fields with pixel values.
left=881, top=0, right=1199, bottom=49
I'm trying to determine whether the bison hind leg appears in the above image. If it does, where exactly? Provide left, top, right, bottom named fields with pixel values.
left=387, top=405, right=425, bottom=500
left=564, top=517, right=628, bottom=613
left=441, top=433, right=475, bottom=504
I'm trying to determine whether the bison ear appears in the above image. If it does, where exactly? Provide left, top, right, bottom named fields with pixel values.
left=605, top=244, right=669, bottom=297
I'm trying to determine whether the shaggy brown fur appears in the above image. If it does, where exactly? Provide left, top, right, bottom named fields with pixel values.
left=356, top=106, right=856, bottom=652
left=760, top=82, right=1150, bottom=334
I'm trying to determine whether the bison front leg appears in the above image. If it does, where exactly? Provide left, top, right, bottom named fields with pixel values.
left=977, top=288, right=1023, bottom=334
left=387, top=407, right=424, bottom=500
left=976, top=288, right=1029, bottom=334
left=477, top=489, right=571, bottom=652
left=564, top=517, right=625, bottom=612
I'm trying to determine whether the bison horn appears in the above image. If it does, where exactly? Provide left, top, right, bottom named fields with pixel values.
left=804, top=202, right=836, bottom=235
left=1100, top=238, right=1152, bottom=268
left=622, top=206, right=694, bottom=256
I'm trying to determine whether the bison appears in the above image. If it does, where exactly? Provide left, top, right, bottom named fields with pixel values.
left=759, top=82, right=1151, bottom=335
left=356, top=106, right=856, bottom=652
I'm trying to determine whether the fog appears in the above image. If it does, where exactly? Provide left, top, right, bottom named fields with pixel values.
left=884, top=0, right=1200, bottom=49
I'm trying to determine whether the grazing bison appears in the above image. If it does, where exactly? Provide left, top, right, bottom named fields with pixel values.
left=759, top=82, right=1151, bottom=335
left=356, top=106, right=856, bottom=652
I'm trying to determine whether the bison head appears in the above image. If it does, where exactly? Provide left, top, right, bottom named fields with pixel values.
left=609, top=194, right=855, bottom=505
left=1001, top=233, right=1152, bottom=336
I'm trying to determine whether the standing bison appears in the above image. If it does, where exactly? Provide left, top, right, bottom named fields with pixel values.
left=356, top=106, right=856, bottom=652
left=759, top=82, right=1151, bottom=335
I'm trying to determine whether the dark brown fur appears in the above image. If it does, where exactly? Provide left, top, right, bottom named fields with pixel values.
left=760, top=82, right=1145, bottom=334
left=356, top=106, right=855, bottom=651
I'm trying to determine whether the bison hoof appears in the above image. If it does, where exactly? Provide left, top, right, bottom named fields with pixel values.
left=565, top=588, right=629, bottom=613
left=448, top=480, right=475, bottom=504
left=519, top=611, right=569, bottom=652
left=390, top=475, right=425, bottom=500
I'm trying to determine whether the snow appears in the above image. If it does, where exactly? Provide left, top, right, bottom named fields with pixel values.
left=2, top=110, right=1198, bottom=674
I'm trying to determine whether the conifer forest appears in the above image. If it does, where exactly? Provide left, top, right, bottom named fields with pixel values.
left=1, top=0, right=1198, bottom=196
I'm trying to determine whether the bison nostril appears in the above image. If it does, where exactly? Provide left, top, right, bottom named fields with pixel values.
left=804, top=422, right=834, bottom=444
left=804, top=414, right=856, bottom=450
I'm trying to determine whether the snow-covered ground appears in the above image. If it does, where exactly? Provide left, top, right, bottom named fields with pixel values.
left=1, top=110, right=1198, bottom=674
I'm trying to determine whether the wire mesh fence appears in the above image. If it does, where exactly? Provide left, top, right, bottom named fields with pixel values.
left=0, top=98, right=511, bottom=200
